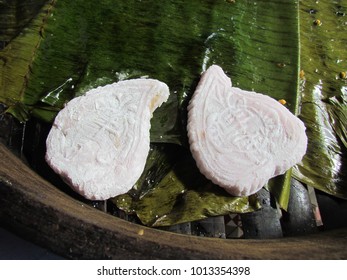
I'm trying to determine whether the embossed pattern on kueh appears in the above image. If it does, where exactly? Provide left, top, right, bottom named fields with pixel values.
left=46, top=79, right=169, bottom=200
left=187, top=65, right=307, bottom=196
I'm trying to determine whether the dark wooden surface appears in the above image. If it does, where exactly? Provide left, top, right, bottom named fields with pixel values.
left=1, top=142, right=347, bottom=259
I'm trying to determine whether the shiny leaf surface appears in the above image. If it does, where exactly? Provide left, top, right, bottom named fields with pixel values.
left=292, top=0, right=347, bottom=199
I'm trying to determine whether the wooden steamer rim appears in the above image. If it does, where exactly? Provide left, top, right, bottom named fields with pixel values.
left=1, top=142, right=346, bottom=259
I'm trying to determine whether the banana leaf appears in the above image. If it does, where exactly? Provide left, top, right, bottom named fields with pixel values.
left=114, top=145, right=261, bottom=227
left=1, top=0, right=306, bottom=225
left=0, top=0, right=48, bottom=43
left=0, top=0, right=56, bottom=122
left=292, top=1, right=347, bottom=199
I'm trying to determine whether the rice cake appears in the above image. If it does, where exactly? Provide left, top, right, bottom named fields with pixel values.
left=46, top=79, right=170, bottom=200
left=187, top=65, right=307, bottom=196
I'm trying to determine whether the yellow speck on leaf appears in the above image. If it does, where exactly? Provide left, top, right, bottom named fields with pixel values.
left=278, top=99, right=287, bottom=105
left=313, top=19, right=322, bottom=26
left=300, top=70, right=305, bottom=79
left=340, top=72, right=346, bottom=79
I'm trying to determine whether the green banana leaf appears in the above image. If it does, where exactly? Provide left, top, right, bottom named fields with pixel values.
left=0, top=0, right=48, bottom=43
left=3, top=0, right=337, bottom=226
left=0, top=0, right=56, bottom=122
left=114, top=145, right=261, bottom=227
left=292, top=1, right=347, bottom=199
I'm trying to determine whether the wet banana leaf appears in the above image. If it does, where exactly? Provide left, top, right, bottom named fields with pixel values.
left=1, top=0, right=303, bottom=220
left=114, top=145, right=261, bottom=227
left=0, top=0, right=55, bottom=122
left=0, top=0, right=300, bottom=138
left=292, top=1, right=347, bottom=199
